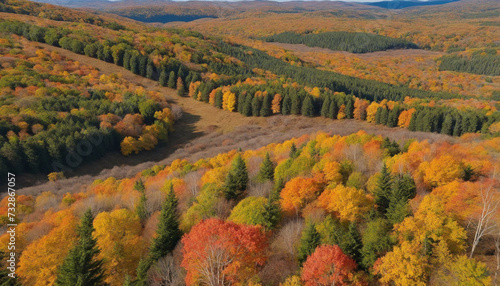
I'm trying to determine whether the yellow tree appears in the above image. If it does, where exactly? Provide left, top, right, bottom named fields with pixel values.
left=222, top=91, right=236, bottom=112
left=18, top=211, right=78, bottom=286
left=317, top=184, right=373, bottom=222
left=93, top=208, right=145, bottom=285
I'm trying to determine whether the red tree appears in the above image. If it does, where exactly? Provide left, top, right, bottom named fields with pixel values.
left=301, top=245, right=357, bottom=286
left=181, top=218, right=268, bottom=285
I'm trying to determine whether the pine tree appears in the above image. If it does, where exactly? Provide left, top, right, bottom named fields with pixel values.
left=55, top=210, right=106, bottom=286
left=149, top=185, right=182, bottom=261
left=135, top=180, right=147, bottom=222
left=260, top=94, right=272, bottom=117
left=159, top=69, right=168, bottom=87
left=282, top=94, right=292, bottom=115
left=301, top=96, right=315, bottom=117
left=441, top=114, right=454, bottom=135
left=328, top=98, right=338, bottom=119
left=374, top=163, right=392, bottom=215
left=298, top=222, right=321, bottom=264
left=289, top=143, right=298, bottom=159
left=345, top=96, right=354, bottom=119
left=259, top=152, right=275, bottom=181
left=223, top=154, right=249, bottom=200
left=263, top=188, right=281, bottom=230
left=123, top=51, right=131, bottom=70
left=215, top=90, right=223, bottom=109
left=321, top=96, right=331, bottom=117
left=146, top=59, right=155, bottom=80
left=177, top=65, right=186, bottom=80
left=251, top=96, right=261, bottom=117
left=290, top=92, right=301, bottom=115
left=243, top=95, right=252, bottom=116
left=167, top=71, right=176, bottom=88
left=343, top=222, right=362, bottom=265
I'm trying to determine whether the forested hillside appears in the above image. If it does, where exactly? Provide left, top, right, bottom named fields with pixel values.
left=2, top=131, right=499, bottom=285
left=0, top=0, right=500, bottom=285
left=264, top=31, right=419, bottom=53
left=1, top=0, right=499, bottom=184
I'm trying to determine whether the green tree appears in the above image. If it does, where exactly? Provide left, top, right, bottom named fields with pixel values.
left=215, top=90, right=223, bottom=109
left=251, top=96, right=261, bottom=117
left=135, top=180, right=147, bottom=222
left=263, top=188, right=281, bottom=230
left=159, top=69, right=168, bottom=87
left=149, top=185, right=182, bottom=261
left=259, top=152, right=275, bottom=181
left=260, top=94, right=272, bottom=117
left=301, top=96, right=315, bottom=117
left=167, top=71, right=176, bottom=89
left=223, top=154, right=249, bottom=200
left=321, top=96, right=331, bottom=117
left=55, top=210, right=106, bottom=286
left=375, top=163, right=392, bottom=215
left=289, top=143, right=298, bottom=159
left=298, top=222, right=321, bottom=264
left=282, top=94, right=292, bottom=115
left=343, top=222, right=362, bottom=265
left=360, top=218, right=393, bottom=269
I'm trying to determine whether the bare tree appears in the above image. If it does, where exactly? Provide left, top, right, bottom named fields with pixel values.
left=470, top=179, right=500, bottom=258
left=148, top=254, right=184, bottom=286
left=194, top=242, right=238, bottom=286
left=271, top=219, right=304, bottom=258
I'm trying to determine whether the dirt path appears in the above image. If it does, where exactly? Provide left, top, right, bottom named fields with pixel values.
left=16, top=44, right=454, bottom=195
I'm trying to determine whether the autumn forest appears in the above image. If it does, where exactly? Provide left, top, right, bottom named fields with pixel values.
left=0, top=0, right=499, bottom=285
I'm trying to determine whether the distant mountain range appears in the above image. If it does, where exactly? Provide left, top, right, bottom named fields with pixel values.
left=32, top=0, right=462, bottom=10
left=364, top=0, right=460, bottom=9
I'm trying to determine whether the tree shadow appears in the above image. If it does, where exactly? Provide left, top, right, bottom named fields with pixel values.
left=14, top=111, right=204, bottom=189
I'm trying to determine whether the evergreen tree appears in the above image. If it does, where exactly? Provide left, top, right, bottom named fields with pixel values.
left=260, top=94, right=272, bottom=117
left=150, top=186, right=181, bottom=259
left=259, top=152, right=275, bottom=181
left=379, top=107, right=389, bottom=125
left=298, top=222, right=321, bottom=264
left=328, top=98, right=338, bottom=119
left=321, top=96, right=331, bottom=118
left=146, top=59, right=155, bottom=80
left=215, top=90, right=223, bottom=109
left=374, top=163, right=392, bottom=215
left=301, top=96, right=315, bottom=117
left=289, top=143, right=298, bottom=159
left=251, top=96, right=261, bottom=117
left=55, top=210, right=106, bottom=286
left=243, top=95, right=253, bottom=117
left=282, top=94, right=292, bottom=115
left=290, top=92, right=301, bottom=115
left=159, top=69, right=168, bottom=87
left=167, top=71, right=176, bottom=89
left=441, top=114, right=454, bottom=135
left=123, top=51, right=131, bottom=70
left=135, top=180, right=148, bottom=222
left=263, top=188, right=281, bottom=230
left=453, top=115, right=463, bottom=137
left=130, top=54, right=139, bottom=74
left=177, top=65, right=186, bottom=80
left=223, top=154, right=249, bottom=200
left=386, top=174, right=415, bottom=224
left=360, top=218, right=392, bottom=269
left=343, top=222, right=362, bottom=265
left=345, top=96, right=354, bottom=119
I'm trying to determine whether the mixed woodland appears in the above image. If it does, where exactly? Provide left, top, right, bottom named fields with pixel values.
left=0, top=0, right=499, bottom=285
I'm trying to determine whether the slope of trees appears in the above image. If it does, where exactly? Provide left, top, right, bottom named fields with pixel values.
left=439, top=51, right=500, bottom=76
left=2, top=131, right=499, bottom=285
left=264, top=31, right=419, bottom=53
